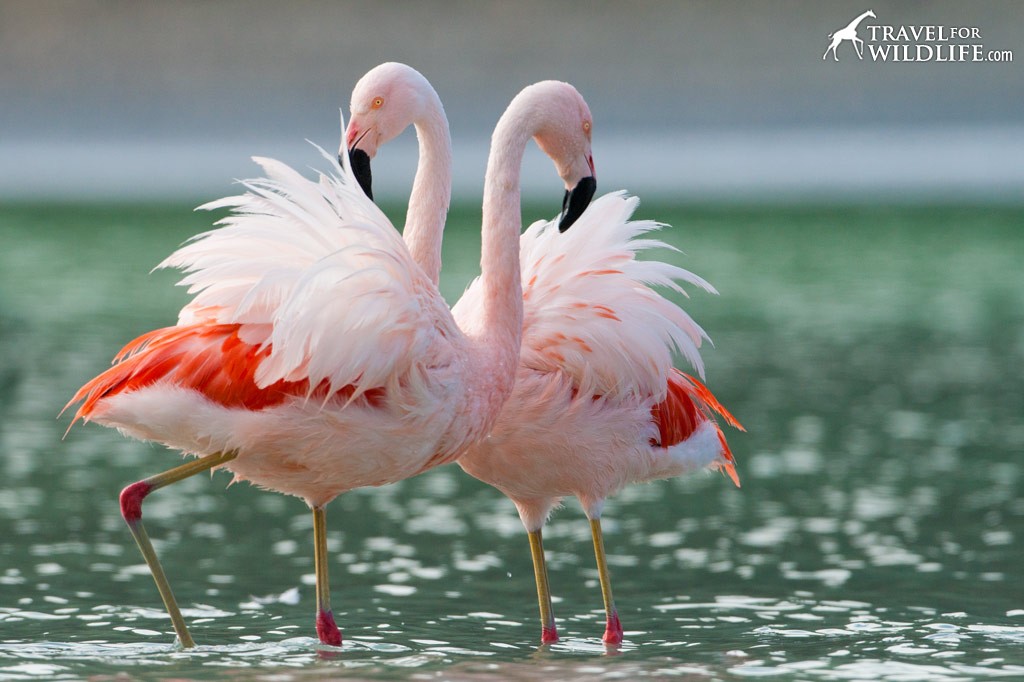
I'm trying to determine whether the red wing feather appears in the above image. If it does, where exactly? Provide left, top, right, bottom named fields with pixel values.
left=650, top=369, right=744, bottom=487
left=67, top=323, right=309, bottom=422
left=650, top=373, right=702, bottom=449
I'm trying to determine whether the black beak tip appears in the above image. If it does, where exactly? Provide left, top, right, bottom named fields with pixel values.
left=347, top=148, right=374, bottom=201
left=558, top=176, right=597, bottom=232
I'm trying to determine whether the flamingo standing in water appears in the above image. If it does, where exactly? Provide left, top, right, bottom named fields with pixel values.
left=66, top=79, right=597, bottom=648
left=347, top=64, right=743, bottom=645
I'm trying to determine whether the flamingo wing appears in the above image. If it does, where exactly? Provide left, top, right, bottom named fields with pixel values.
left=468, top=191, right=714, bottom=400
left=68, top=323, right=306, bottom=421
left=652, top=370, right=744, bottom=487
left=150, top=145, right=454, bottom=400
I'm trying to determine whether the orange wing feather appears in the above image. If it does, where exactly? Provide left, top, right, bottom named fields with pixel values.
left=68, top=323, right=313, bottom=422
left=650, top=369, right=744, bottom=487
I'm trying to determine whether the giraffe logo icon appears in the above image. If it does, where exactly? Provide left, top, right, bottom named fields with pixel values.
left=823, top=10, right=877, bottom=61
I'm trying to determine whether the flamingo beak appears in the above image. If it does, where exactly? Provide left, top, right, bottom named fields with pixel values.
left=558, top=175, right=596, bottom=232
left=347, top=147, right=374, bottom=201
left=342, top=124, right=375, bottom=200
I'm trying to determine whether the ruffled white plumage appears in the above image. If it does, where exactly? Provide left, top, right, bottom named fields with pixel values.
left=158, top=146, right=457, bottom=399
left=454, top=191, right=714, bottom=401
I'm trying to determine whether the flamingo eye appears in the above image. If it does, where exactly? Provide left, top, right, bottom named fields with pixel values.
left=582, top=120, right=592, bottom=134
left=372, top=97, right=384, bottom=109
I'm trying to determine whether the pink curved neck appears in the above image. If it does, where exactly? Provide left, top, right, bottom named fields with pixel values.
left=404, top=90, right=451, bottom=286
left=467, top=106, right=532, bottom=403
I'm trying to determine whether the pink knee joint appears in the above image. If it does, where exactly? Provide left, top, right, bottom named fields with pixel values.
left=119, top=481, right=153, bottom=523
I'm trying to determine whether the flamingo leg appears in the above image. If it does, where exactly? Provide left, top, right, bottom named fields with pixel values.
left=527, top=528, right=558, bottom=643
left=312, top=505, right=342, bottom=646
left=589, top=518, right=623, bottom=644
left=119, top=450, right=238, bottom=648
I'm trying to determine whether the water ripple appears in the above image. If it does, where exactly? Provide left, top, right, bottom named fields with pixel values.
left=2, top=204, right=1022, bottom=678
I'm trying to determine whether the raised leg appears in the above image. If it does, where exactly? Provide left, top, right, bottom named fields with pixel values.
left=119, top=450, right=238, bottom=648
left=589, top=517, right=623, bottom=644
left=312, top=505, right=342, bottom=646
left=527, top=528, right=558, bottom=643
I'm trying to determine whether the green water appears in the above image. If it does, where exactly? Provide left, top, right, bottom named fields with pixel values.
left=0, top=201, right=1022, bottom=680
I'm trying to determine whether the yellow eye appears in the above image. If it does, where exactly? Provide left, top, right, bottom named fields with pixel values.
left=582, top=120, right=592, bottom=134
left=372, top=97, right=384, bottom=109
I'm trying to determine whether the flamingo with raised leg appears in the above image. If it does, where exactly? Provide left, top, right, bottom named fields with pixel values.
left=65, top=77, right=597, bottom=648
left=347, top=65, right=743, bottom=646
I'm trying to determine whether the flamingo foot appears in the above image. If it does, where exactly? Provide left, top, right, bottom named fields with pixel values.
left=316, top=608, right=342, bottom=646
left=541, top=624, right=559, bottom=644
left=602, top=611, right=623, bottom=645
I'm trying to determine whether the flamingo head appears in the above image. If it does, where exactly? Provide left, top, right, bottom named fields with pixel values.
left=518, top=80, right=597, bottom=231
left=344, top=62, right=438, bottom=199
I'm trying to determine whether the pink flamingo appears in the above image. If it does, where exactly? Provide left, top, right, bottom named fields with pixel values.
left=347, top=65, right=743, bottom=646
left=65, top=79, right=596, bottom=648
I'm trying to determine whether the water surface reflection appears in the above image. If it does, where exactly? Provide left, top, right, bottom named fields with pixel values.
left=0, top=203, right=1021, bottom=679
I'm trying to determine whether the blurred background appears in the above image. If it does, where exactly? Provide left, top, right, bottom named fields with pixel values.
left=1, top=0, right=1021, bottom=202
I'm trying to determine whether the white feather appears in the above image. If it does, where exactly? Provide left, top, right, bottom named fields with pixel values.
left=455, top=191, right=714, bottom=401
left=158, top=141, right=452, bottom=397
